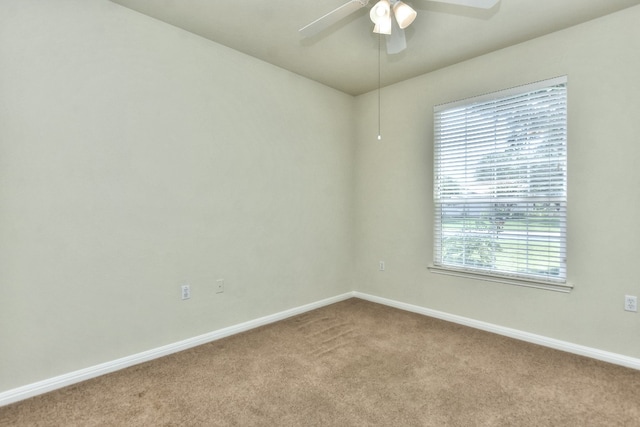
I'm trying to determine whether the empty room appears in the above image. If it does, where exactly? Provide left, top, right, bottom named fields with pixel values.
left=1, top=0, right=640, bottom=425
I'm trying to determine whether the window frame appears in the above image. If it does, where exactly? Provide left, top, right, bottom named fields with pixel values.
left=429, top=76, right=571, bottom=292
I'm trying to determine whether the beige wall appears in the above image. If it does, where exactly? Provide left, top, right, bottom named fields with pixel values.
left=0, top=0, right=355, bottom=391
left=354, top=6, right=640, bottom=358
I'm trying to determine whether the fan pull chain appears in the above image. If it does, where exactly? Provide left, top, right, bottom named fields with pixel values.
left=377, top=34, right=381, bottom=140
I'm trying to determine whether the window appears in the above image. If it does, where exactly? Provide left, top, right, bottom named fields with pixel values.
left=431, top=77, right=569, bottom=291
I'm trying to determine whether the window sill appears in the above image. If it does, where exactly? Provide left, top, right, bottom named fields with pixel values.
left=427, top=265, right=573, bottom=293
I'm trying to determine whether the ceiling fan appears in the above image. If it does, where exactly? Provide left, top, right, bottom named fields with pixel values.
left=299, top=0, right=500, bottom=54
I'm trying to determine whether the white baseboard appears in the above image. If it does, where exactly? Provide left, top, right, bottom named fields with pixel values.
left=353, top=291, right=640, bottom=371
left=0, top=292, right=353, bottom=407
left=3, top=291, right=639, bottom=407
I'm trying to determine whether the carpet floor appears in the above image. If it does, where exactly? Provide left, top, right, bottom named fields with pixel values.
left=2, top=298, right=640, bottom=426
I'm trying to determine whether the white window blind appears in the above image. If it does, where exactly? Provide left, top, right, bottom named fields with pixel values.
left=433, top=77, right=568, bottom=290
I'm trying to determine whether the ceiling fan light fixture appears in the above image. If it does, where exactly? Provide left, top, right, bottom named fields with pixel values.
left=373, top=20, right=392, bottom=34
left=370, top=0, right=390, bottom=24
left=370, top=0, right=392, bottom=34
left=392, top=1, right=417, bottom=29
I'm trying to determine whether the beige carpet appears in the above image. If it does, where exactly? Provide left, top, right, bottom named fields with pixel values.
left=2, top=298, right=640, bottom=426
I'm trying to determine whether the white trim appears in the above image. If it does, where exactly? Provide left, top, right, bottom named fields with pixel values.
left=427, top=265, right=573, bottom=293
left=4, top=290, right=640, bottom=407
left=0, top=293, right=353, bottom=407
left=352, top=292, right=640, bottom=370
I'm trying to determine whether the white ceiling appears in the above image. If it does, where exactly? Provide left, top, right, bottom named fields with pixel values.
left=110, top=0, right=639, bottom=96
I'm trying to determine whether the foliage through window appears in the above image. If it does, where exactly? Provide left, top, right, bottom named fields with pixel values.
left=433, top=77, right=568, bottom=289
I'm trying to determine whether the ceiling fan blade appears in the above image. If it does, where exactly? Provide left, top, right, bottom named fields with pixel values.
left=299, top=0, right=369, bottom=38
left=426, top=0, right=499, bottom=9
left=386, top=20, right=407, bottom=54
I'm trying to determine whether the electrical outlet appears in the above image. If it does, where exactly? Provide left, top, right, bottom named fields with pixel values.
left=624, top=295, right=637, bottom=312
left=216, top=279, right=224, bottom=294
left=379, top=261, right=385, bottom=271
left=181, top=284, right=191, bottom=300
